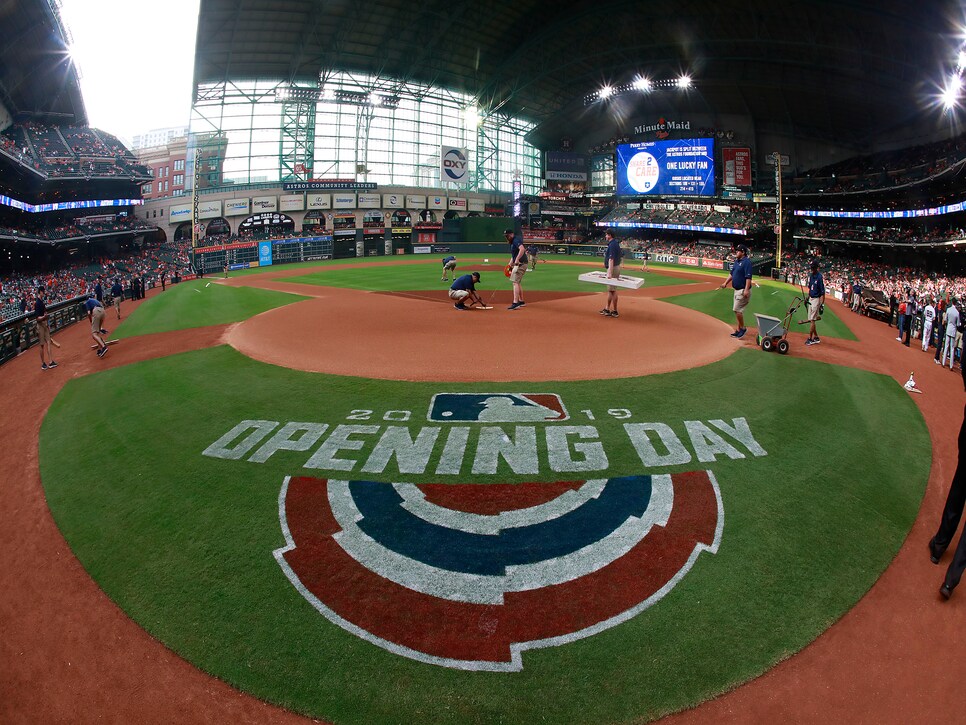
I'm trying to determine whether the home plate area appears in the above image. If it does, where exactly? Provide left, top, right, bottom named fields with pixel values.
left=274, top=470, right=722, bottom=671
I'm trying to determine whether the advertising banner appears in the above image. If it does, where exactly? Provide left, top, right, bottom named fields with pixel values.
left=467, top=198, right=485, bottom=212
left=282, top=181, right=377, bottom=191
left=722, top=147, right=752, bottom=187
left=383, top=193, right=403, bottom=209
left=198, top=200, right=222, bottom=219
left=258, top=241, right=273, bottom=267
left=333, top=194, right=356, bottom=209
left=225, top=199, right=250, bottom=216
left=307, top=193, right=331, bottom=209
left=616, top=138, right=715, bottom=196
left=428, top=195, right=446, bottom=209
left=545, top=152, right=588, bottom=181
left=406, top=195, right=426, bottom=208
left=448, top=197, right=467, bottom=210
left=440, top=146, right=469, bottom=184
left=279, top=194, right=304, bottom=212
left=169, top=203, right=192, bottom=222
left=252, top=196, right=277, bottom=212
left=358, top=193, right=381, bottom=208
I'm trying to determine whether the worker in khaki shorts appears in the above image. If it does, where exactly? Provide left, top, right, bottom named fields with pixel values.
left=718, top=243, right=752, bottom=338
left=84, top=295, right=110, bottom=358
left=34, top=286, right=57, bottom=370
left=504, top=229, right=528, bottom=310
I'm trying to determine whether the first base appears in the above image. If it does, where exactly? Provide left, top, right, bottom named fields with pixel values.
left=578, top=271, right=645, bottom=290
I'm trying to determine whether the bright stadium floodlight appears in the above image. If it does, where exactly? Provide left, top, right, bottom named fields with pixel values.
left=942, top=73, right=963, bottom=109
left=676, top=75, right=692, bottom=89
left=321, top=87, right=335, bottom=100
left=943, top=86, right=959, bottom=110
left=599, top=85, right=614, bottom=99
left=958, top=49, right=966, bottom=72
left=464, top=104, right=480, bottom=128
left=368, top=92, right=380, bottom=106
left=633, top=77, right=651, bottom=91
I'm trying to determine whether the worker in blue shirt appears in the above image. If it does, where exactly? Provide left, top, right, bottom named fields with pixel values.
left=448, top=272, right=483, bottom=310
left=804, top=259, right=826, bottom=345
left=718, top=244, right=752, bottom=338
left=600, top=230, right=624, bottom=318
left=441, top=255, right=457, bottom=282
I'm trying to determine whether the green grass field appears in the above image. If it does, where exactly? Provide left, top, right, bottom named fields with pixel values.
left=664, top=277, right=858, bottom=341
left=39, top=340, right=928, bottom=724
left=283, top=259, right=694, bottom=291
left=113, top=279, right=307, bottom=339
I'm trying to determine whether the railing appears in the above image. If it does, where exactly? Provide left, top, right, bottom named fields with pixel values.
left=0, top=295, right=89, bottom=366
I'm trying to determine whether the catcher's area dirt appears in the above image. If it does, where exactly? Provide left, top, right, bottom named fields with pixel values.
left=1, top=262, right=964, bottom=723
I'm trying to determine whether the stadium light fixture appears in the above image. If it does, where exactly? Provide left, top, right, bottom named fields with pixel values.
left=959, top=50, right=966, bottom=72
left=463, top=105, right=480, bottom=128
left=582, top=75, right=696, bottom=105
left=942, top=84, right=959, bottom=110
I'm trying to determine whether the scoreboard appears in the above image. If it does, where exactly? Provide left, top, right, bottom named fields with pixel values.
left=615, top=138, right=715, bottom=197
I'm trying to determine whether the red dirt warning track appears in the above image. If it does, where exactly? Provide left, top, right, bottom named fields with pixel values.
left=1, top=261, right=965, bottom=724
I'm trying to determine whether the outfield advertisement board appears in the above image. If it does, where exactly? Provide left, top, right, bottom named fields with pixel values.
left=253, top=196, right=278, bottom=212
left=258, top=241, right=273, bottom=267
left=616, top=138, right=715, bottom=196
left=307, top=193, right=331, bottom=209
left=225, top=199, right=251, bottom=216
left=722, top=147, right=752, bottom=187
left=641, top=252, right=731, bottom=270
left=279, top=195, right=304, bottom=212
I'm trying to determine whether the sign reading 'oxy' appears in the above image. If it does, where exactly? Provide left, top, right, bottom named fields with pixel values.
left=275, top=470, right=722, bottom=671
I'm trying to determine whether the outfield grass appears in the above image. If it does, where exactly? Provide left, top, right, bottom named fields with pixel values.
left=664, top=277, right=858, bottom=341
left=284, top=260, right=693, bottom=291
left=113, top=279, right=308, bottom=339
left=40, top=346, right=927, bottom=724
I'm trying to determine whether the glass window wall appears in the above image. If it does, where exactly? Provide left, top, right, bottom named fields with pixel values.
left=190, top=72, right=539, bottom=194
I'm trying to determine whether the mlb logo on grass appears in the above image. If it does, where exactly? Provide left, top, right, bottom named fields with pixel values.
left=428, top=393, right=568, bottom=423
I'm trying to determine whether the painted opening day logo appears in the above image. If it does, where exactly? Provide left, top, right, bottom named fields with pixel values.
left=202, top=392, right=768, bottom=670
left=274, top=471, right=722, bottom=671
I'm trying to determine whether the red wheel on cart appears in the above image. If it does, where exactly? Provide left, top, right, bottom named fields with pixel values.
left=777, top=339, right=790, bottom=355
left=762, top=337, right=774, bottom=352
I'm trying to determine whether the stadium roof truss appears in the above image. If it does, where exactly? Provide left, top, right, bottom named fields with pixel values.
left=193, top=0, right=958, bottom=152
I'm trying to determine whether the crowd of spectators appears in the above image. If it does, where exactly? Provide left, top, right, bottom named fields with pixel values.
left=601, top=204, right=777, bottom=233
left=779, top=249, right=966, bottom=306
left=0, top=239, right=192, bottom=321
left=0, top=216, right=158, bottom=242
left=621, top=237, right=770, bottom=262
left=796, top=221, right=966, bottom=246
left=194, top=227, right=313, bottom=248
left=788, top=132, right=966, bottom=195
left=0, top=122, right=150, bottom=179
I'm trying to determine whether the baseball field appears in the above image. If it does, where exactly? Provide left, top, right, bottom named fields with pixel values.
left=6, top=256, right=960, bottom=723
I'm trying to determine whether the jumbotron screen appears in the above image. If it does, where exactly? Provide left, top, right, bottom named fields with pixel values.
left=615, top=138, right=715, bottom=196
